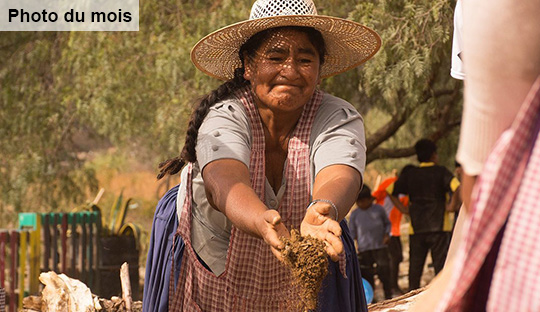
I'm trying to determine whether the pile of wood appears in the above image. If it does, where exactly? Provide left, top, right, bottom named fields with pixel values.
left=368, top=287, right=425, bottom=312
left=22, top=263, right=141, bottom=312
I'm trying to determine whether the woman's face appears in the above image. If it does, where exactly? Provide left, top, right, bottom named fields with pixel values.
left=243, top=28, right=321, bottom=113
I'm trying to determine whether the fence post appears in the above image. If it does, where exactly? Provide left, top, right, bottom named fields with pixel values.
left=61, top=214, right=68, bottom=274
left=18, top=231, right=27, bottom=309
left=42, top=214, right=50, bottom=272
left=81, top=213, right=88, bottom=284
left=0, top=287, right=5, bottom=312
left=29, top=217, right=41, bottom=294
left=70, top=213, right=77, bottom=279
left=52, top=215, right=59, bottom=273
left=0, top=232, right=6, bottom=289
left=9, top=231, right=18, bottom=312
left=88, top=212, right=96, bottom=289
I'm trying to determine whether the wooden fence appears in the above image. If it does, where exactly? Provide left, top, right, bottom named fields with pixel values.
left=0, top=212, right=100, bottom=312
left=1, top=287, right=6, bottom=312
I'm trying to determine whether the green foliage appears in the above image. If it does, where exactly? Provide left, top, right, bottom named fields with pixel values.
left=0, top=0, right=461, bottom=215
left=0, top=32, right=98, bottom=214
left=323, top=0, right=462, bottom=169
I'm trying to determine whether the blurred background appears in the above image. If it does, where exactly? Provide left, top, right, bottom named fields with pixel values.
left=0, top=0, right=460, bottom=304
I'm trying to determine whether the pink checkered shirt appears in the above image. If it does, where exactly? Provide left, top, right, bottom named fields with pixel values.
left=169, top=86, right=328, bottom=311
left=437, top=77, right=540, bottom=311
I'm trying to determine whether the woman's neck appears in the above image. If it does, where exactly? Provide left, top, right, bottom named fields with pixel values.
left=257, top=105, right=303, bottom=147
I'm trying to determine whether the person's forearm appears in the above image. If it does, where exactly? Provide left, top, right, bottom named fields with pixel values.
left=312, top=164, right=362, bottom=221
left=460, top=173, right=477, bottom=212
left=202, top=159, right=268, bottom=238
left=387, top=193, right=409, bottom=214
left=446, top=186, right=462, bottom=212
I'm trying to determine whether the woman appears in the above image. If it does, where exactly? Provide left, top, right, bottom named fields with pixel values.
left=143, top=0, right=381, bottom=311
left=410, top=0, right=540, bottom=311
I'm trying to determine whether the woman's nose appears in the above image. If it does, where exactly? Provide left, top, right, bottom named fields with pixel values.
left=279, top=58, right=301, bottom=79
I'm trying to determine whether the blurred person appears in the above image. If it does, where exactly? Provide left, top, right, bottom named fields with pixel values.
left=438, top=0, right=540, bottom=310
left=350, top=185, right=393, bottom=300
left=446, top=162, right=462, bottom=219
left=412, top=0, right=540, bottom=311
left=372, top=175, right=409, bottom=295
left=388, top=139, right=456, bottom=290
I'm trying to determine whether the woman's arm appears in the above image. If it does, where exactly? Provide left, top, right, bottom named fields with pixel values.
left=312, top=164, right=362, bottom=220
left=202, top=158, right=289, bottom=257
left=301, top=164, right=362, bottom=261
left=457, top=0, right=540, bottom=209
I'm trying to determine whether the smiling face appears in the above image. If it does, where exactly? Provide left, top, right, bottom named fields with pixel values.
left=243, top=28, right=322, bottom=114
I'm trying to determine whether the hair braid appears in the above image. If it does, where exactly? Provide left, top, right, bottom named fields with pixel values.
left=157, top=68, right=249, bottom=179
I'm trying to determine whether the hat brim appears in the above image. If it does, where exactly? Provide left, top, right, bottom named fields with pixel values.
left=191, top=15, right=381, bottom=80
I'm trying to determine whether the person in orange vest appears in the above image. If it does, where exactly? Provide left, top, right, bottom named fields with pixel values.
left=372, top=176, right=409, bottom=296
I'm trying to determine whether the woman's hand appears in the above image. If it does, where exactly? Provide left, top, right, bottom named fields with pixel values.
left=255, top=209, right=290, bottom=261
left=300, top=202, right=343, bottom=261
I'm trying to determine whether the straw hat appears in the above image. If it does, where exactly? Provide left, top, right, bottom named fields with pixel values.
left=191, top=0, right=381, bottom=80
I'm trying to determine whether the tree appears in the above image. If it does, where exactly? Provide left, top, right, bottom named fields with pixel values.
left=322, top=0, right=461, bottom=167
left=0, top=0, right=460, bottom=217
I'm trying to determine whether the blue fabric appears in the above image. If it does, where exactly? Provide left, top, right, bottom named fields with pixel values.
left=318, top=220, right=368, bottom=312
left=142, top=185, right=367, bottom=312
left=142, top=185, right=184, bottom=312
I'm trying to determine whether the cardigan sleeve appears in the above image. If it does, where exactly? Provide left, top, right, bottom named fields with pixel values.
left=456, top=0, right=540, bottom=175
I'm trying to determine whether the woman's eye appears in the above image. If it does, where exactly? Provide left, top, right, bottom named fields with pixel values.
left=300, top=58, right=313, bottom=63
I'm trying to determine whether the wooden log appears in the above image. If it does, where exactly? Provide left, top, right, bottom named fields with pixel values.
left=21, top=295, right=41, bottom=311
left=120, top=262, right=132, bottom=312
left=368, top=287, right=425, bottom=312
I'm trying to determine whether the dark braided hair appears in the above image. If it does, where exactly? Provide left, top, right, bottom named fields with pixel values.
left=157, top=26, right=326, bottom=179
left=157, top=68, right=249, bottom=179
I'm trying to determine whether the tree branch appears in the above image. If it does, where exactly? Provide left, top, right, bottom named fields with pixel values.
left=366, top=107, right=413, bottom=152
left=367, top=113, right=461, bottom=163
left=367, top=146, right=416, bottom=162
left=366, top=87, right=457, bottom=153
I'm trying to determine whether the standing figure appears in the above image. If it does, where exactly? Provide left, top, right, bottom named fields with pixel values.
left=350, top=185, right=393, bottom=300
left=388, top=139, right=455, bottom=290
left=373, top=176, right=409, bottom=296
left=435, top=0, right=540, bottom=310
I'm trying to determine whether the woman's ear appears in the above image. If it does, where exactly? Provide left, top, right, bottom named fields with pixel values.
left=242, top=51, right=252, bottom=81
left=243, top=65, right=252, bottom=81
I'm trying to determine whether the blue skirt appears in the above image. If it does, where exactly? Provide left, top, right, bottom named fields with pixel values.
left=142, top=185, right=367, bottom=312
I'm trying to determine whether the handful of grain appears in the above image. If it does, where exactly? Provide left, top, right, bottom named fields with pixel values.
left=280, top=229, right=329, bottom=311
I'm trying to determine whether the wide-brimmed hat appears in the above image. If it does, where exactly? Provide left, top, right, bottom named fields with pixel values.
left=191, top=0, right=381, bottom=80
